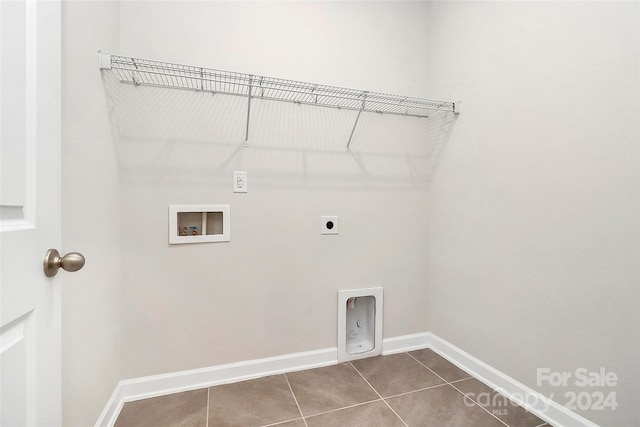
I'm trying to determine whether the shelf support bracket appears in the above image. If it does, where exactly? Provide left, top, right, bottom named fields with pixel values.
left=244, top=75, right=253, bottom=147
left=346, top=92, right=368, bottom=153
left=345, top=109, right=362, bottom=153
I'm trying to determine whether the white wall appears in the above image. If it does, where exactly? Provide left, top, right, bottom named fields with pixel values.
left=424, top=2, right=639, bottom=426
left=114, top=1, right=437, bottom=377
left=59, top=2, right=639, bottom=426
left=61, top=2, right=121, bottom=426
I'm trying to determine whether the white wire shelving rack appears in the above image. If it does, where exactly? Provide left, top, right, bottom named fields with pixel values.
left=99, top=53, right=460, bottom=149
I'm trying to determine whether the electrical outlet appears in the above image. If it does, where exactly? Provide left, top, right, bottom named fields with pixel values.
left=233, top=171, right=247, bottom=193
left=321, top=216, right=339, bottom=235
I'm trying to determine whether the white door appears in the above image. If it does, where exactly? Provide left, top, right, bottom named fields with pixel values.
left=1, top=1, right=63, bottom=426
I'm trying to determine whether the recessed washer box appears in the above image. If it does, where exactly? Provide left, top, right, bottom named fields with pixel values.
left=169, top=205, right=230, bottom=244
left=337, top=287, right=383, bottom=362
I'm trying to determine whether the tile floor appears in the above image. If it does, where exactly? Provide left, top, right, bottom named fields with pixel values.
left=114, top=349, right=552, bottom=427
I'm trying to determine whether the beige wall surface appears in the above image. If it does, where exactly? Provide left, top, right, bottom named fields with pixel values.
left=424, top=2, right=639, bottom=426
left=60, top=2, right=639, bottom=426
left=115, top=0, right=436, bottom=378
left=61, top=2, right=121, bottom=426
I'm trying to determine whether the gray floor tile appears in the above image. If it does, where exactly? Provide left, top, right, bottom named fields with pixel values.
left=266, top=419, right=306, bottom=427
left=453, top=377, right=547, bottom=427
left=285, top=363, right=380, bottom=416
left=114, top=389, right=207, bottom=427
left=208, top=374, right=300, bottom=427
left=305, top=401, right=406, bottom=427
left=387, top=383, right=505, bottom=427
left=408, top=348, right=472, bottom=382
left=114, top=351, right=553, bottom=427
left=351, top=353, right=445, bottom=397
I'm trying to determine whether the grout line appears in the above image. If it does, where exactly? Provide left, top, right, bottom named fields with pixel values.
left=384, top=381, right=453, bottom=400
left=261, top=418, right=306, bottom=427
left=448, top=376, right=475, bottom=384
left=200, top=353, right=548, bottom=427
left=205, top=387, right=210, bottom=427
left=448, top=381, right=510, bottom=427
left=406, top=351, right=452, bottom=384
left=284, top=373, right=308, bottom=427
left=349, top=361, right=409, bottom=427
left=405, top=352, right=513, bottom=427
left=448, top=376, right=550, bottom=427
left=302, top=398, right=382, bottom=419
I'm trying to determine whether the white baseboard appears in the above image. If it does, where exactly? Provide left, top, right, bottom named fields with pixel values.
left=425, top=332, right=600, bottom=427
left=95, top=332, right=598, bottom=427
left=382, top=331, right=432, bottom=355
left=94, top=346, right=338, bottom=427
left=96, top=385, right=124, bottom=427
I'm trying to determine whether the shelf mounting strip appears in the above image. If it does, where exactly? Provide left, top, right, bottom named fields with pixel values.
left=99, top=53, right=460, bottom=149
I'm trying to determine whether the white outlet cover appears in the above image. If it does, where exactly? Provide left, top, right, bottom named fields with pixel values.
left=321, top=216, right=339, bottom=235
left=233, top=171, right=247, bottom=193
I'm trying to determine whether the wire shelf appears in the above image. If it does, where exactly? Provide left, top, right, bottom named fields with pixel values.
left=106, top=54, right=456, bottom=118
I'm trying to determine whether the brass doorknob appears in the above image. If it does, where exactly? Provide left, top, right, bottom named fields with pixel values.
left=43, top=249, right=85, bottom=277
